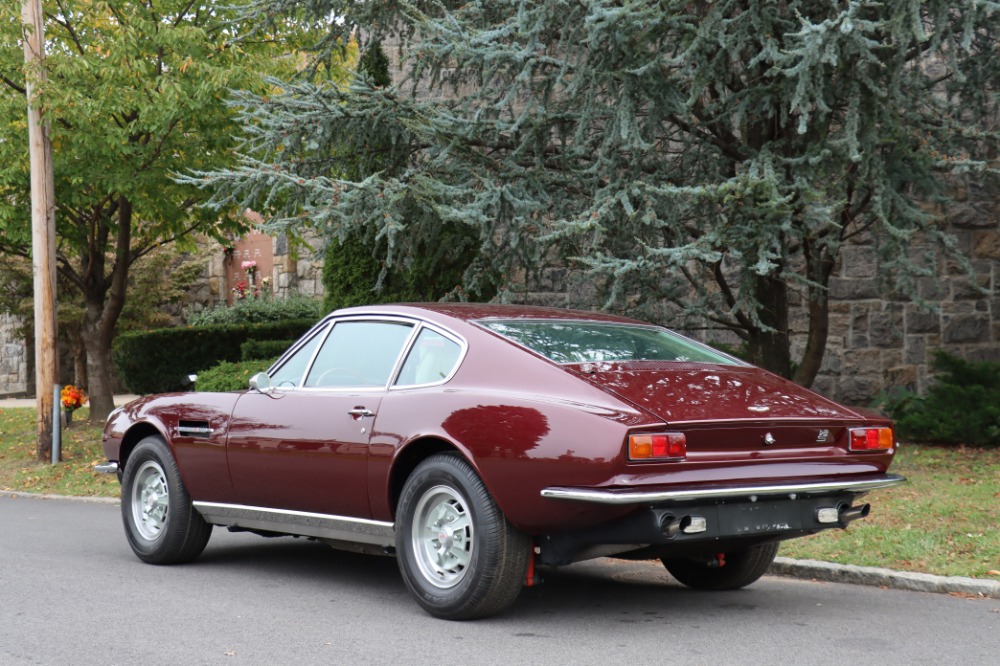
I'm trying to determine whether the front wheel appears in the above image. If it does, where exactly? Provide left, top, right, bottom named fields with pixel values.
left=395, top=454, right=530, bottom=620
left=662, top=542, right=779, bottom=590
left=121, top=435, right=212, bottom=564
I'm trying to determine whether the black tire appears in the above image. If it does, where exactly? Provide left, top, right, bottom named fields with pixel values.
left=662, top=542, right=779, bottom=591
left=120, top=435, right=212, bottom=564
left=395, top=453, right=531, bottom=620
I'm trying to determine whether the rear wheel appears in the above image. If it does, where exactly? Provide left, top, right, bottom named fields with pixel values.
left=121, top=435, right=212, bottom=564
left=662, top=542, right=779, bottom=590
left=396, top=453, right=530, bottom=620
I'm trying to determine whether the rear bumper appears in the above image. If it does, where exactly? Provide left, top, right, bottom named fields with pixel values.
left=536, top=474, right=905, bottom=566
left=540, top=473, right=906, bottom=505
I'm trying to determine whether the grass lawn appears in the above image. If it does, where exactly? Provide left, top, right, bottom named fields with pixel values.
left=780, top=443, right=1000, bottom=579
left=0, top=407, right=118, bottom=498
left=1, top=406, right=998, bottom=580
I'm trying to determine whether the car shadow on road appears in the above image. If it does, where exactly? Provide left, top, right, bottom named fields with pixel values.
left=190, top=533, right=779, bottom=620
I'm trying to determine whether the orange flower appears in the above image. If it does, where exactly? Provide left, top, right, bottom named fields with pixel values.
left=60, top=384, right=88, bottom=411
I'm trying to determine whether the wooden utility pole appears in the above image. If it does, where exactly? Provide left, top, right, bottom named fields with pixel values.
left=22, top=0, right=59, bottom=462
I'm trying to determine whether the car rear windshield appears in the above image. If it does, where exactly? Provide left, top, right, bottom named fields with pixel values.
left=478, top=320, right=741, bottom=365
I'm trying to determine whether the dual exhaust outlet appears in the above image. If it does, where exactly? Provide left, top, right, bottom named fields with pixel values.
left=817, top=502, right=871, bottom=527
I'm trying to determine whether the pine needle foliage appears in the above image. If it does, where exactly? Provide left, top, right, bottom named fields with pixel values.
left=193, top=1, right=1000, bottom=383
left=320, top=40, right=490, bottom=310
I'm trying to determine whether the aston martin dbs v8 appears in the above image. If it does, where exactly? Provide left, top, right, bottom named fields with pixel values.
left=100, top=303, right=903, bottom=619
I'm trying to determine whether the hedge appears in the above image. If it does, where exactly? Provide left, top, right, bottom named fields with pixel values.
left=113, top=319, right=316, bottom=394
left=195, top=358, right=281, bottom=393
left=187, top=295, right=324, bottom=326
left=241, top=339, right=296, bottom=361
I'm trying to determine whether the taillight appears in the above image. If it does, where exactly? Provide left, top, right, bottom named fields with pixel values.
left=629, top=433, right=686, bottom=461
left=849, top=427, right=894, bottom=451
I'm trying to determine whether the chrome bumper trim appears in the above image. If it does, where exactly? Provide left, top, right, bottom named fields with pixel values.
left=540, top=474, right=906, bottom=505
left=192, top=502, right=395, bottom=548
left=94, top=461, right=119, bottom=474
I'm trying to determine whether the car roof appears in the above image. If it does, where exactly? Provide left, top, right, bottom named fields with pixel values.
left=330, top=302, right=646, bottom=325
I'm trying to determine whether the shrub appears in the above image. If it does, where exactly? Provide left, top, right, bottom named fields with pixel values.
left=880, top=351, right=1000, bottom=447
left=186, top=295, right=324, bottom=326
left=113, top=319, right=316, bottom=394
left=241, top=339, right=295, bottom=361
left=195, top=358, right=280, bottom=392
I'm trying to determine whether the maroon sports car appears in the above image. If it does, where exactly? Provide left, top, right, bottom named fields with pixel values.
left=100, top=303, right=903, bottom=619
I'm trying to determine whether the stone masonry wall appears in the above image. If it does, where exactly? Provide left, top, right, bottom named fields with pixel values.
left=0, top=313, right=28, bottom=397
left=802, top=193, right=1000, bottom=404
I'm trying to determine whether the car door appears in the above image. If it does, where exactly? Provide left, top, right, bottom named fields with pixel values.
left=226, top=318, right=416, bottom=517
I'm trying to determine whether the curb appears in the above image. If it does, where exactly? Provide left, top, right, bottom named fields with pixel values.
left=1, top=490, right=119, bottom=505
left=769, top=556, right=1000, bottom=599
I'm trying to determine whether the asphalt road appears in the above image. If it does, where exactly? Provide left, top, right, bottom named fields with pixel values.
left=3, top=494, right=998, bottom=666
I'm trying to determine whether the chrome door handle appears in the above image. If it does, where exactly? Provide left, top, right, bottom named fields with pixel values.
left=348, top=408, right=375, bottom=418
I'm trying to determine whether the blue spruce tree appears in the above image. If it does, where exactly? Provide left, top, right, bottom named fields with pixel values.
left=196, top=1, right=1000, bottom=384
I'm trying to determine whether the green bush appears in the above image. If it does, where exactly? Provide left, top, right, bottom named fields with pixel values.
left=186, top=295, right=324, bottom=326
left=195, top=357, right=280, bottom=392
left=241, top=338, right=295, bottom=361
left=880, top=351, right=1000, bottom=447
left=112, top=319, right=316, bottom=394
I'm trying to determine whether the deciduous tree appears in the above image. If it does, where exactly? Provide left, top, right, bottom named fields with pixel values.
left=0, top=1, right=320, bottom=419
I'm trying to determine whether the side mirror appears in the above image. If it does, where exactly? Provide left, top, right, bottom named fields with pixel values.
left=248, top=372, right=273, bottom=395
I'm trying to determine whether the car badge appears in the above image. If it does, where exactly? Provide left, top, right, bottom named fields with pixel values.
left=748, top=405, right=770, bottom=413
left=763, top=432, right=776, bottom=446
left=816, top=429, right=831, bottom=443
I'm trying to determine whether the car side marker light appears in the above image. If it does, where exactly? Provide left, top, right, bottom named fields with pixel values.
left=629, top=433, right=686, bottom=461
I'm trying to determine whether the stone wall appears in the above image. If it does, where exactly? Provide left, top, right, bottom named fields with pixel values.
left=0, top=314, right=28, bottom=397
left=271, top=233, right=326, bottom=302
left=803, top=199, right=1000, bottom=404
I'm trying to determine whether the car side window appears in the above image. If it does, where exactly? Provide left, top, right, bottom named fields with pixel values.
left=395, top=328, right=462, bottom=387
left=305, top=320, right=414, bottom=388
left=268, top=325, right=327, bottom=388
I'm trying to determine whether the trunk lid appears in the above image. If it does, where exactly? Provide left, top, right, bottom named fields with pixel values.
left=567, top=361, right=863, bottom=423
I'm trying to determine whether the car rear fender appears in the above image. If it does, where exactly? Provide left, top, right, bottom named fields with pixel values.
left=384, top=436, right=471, bottom=521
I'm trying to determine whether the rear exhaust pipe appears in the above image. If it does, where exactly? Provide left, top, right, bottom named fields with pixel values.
left=660, top=514, right=692, bottom=538
left=838, top=503, right=871, bottom=527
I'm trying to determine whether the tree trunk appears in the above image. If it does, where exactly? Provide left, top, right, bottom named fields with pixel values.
left=746, top=272, right=792, bottom=378
left=78, top=196, right=133, bottom=422
left=792, top=244, right=836, bottom=388
left=80, top=303, right=116, bottom=421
